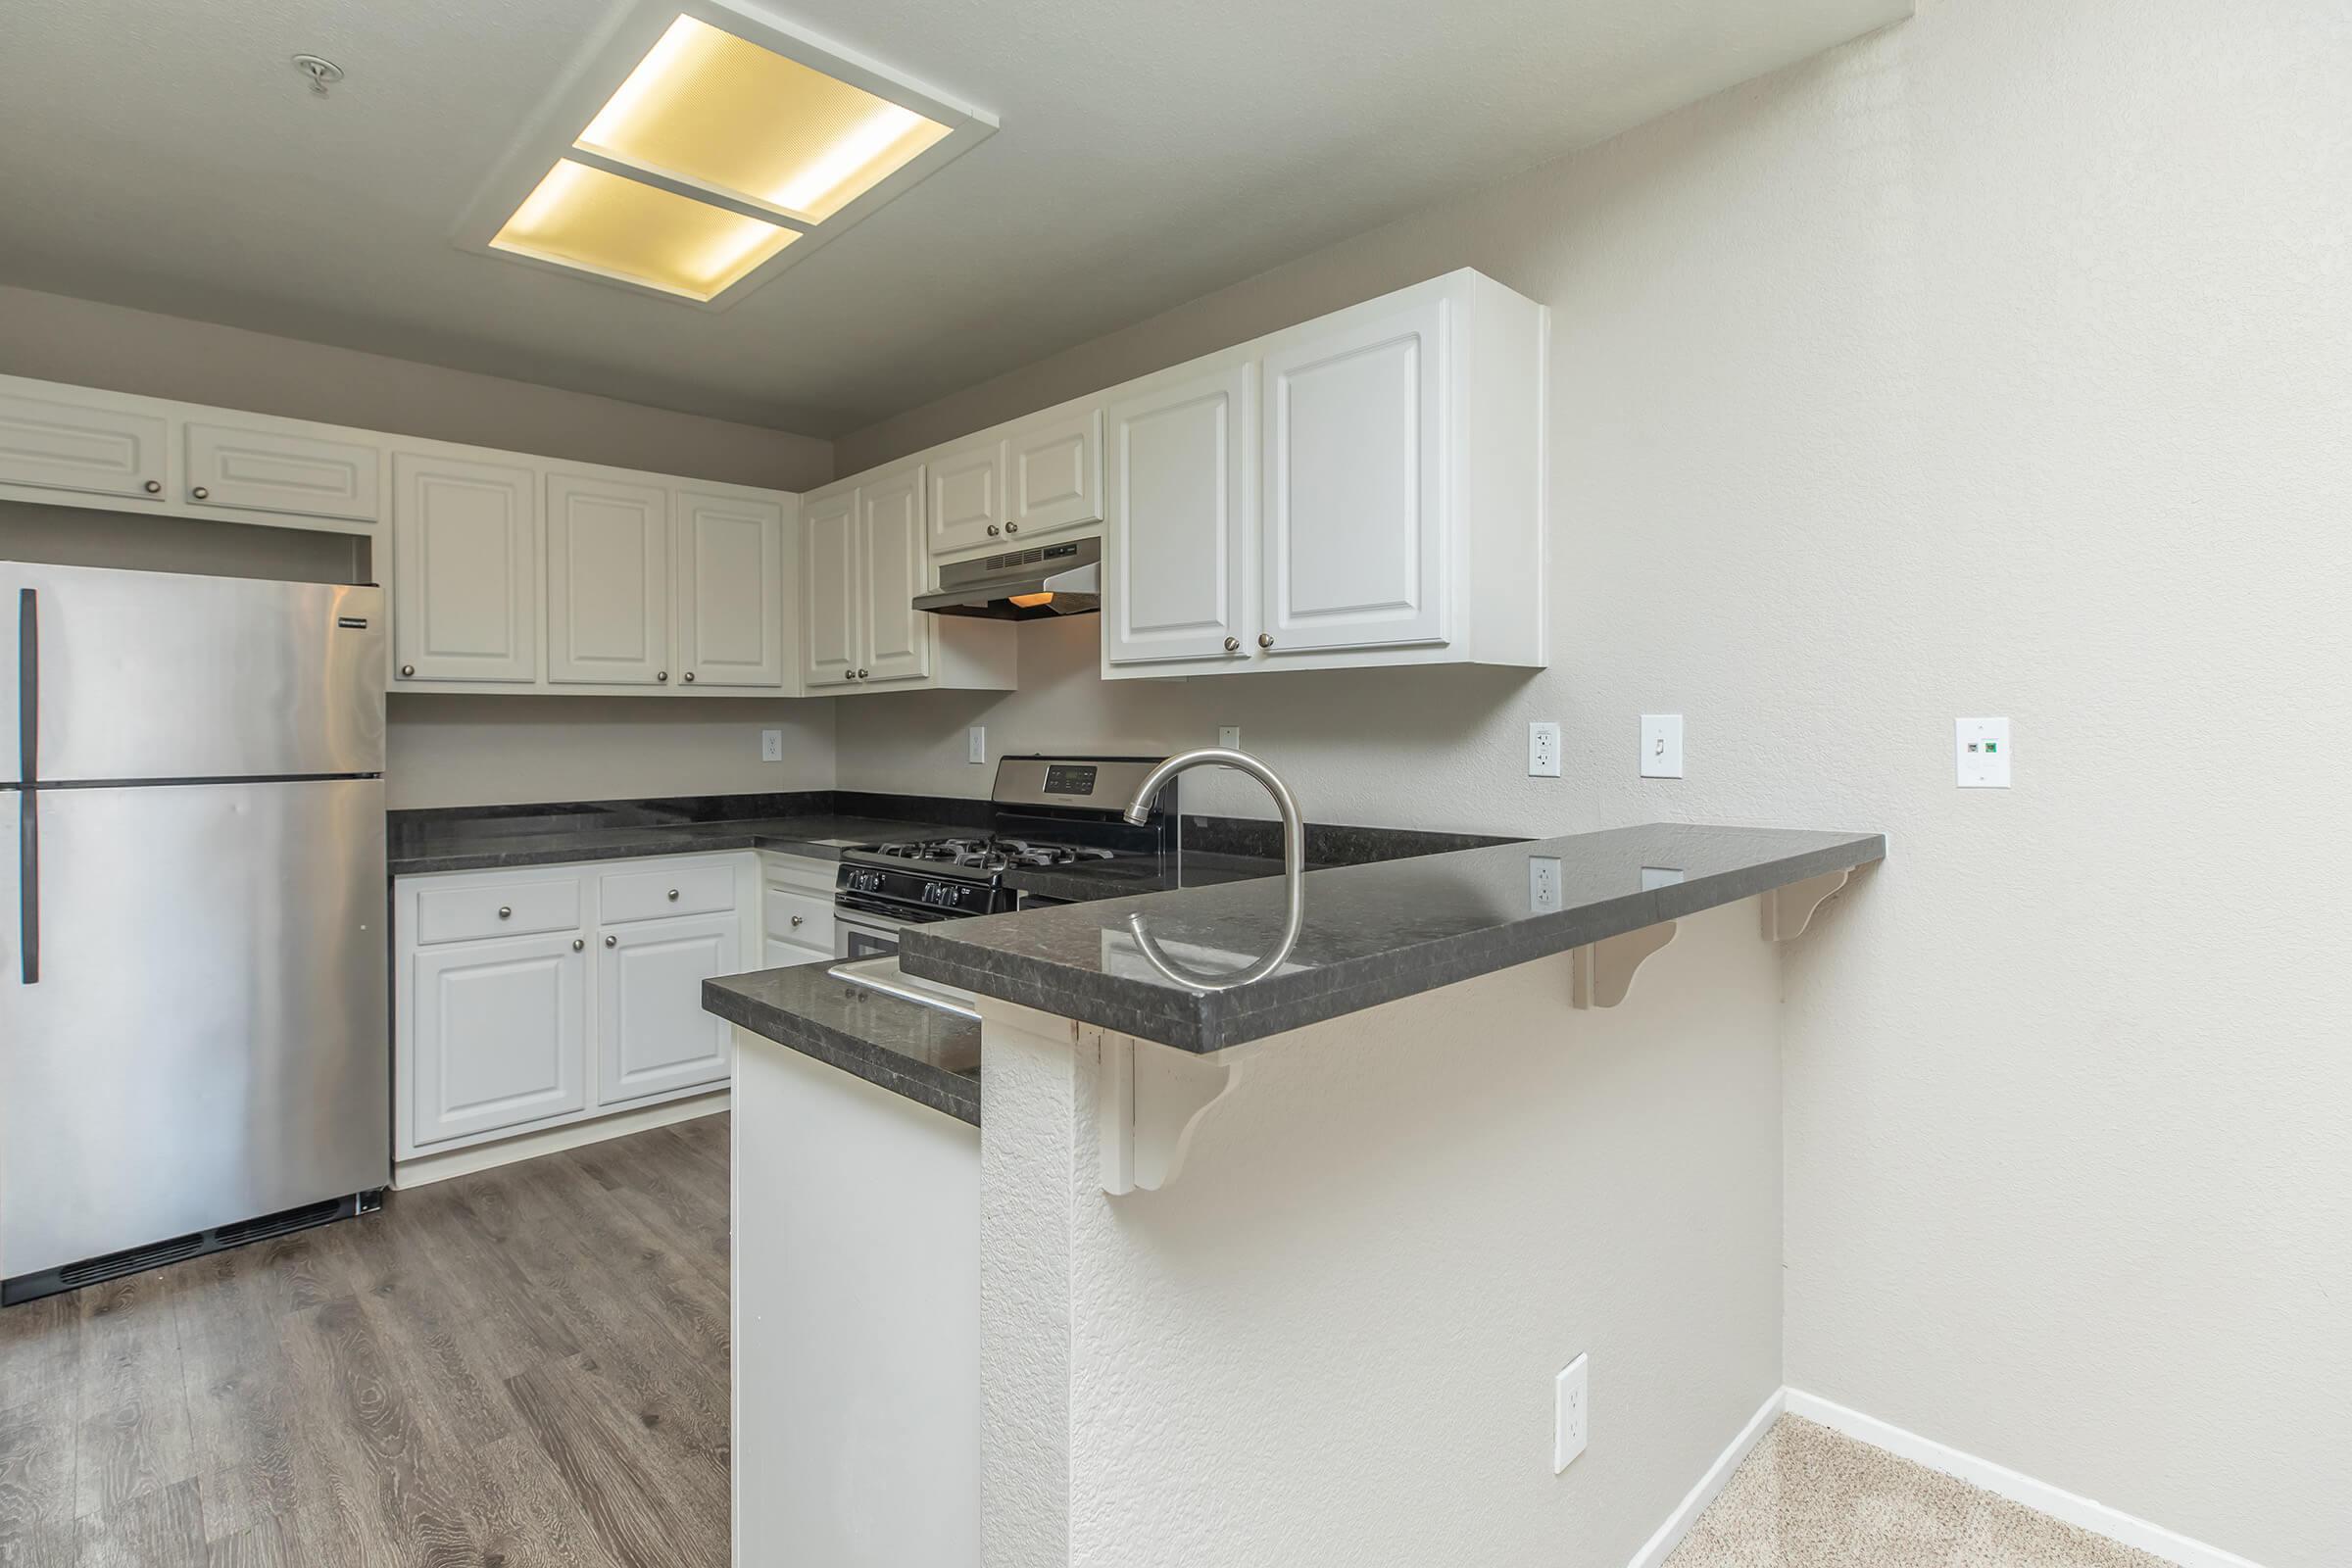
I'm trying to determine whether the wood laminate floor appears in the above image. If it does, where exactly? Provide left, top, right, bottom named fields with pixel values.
left=0, top=1114, right=732, bottom=1568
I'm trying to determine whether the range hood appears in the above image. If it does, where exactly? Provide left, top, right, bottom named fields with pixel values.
left=913, top=536, right=1101, bottom=620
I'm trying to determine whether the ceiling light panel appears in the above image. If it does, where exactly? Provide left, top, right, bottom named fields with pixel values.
left=490, top=159, right=799, bottom=301
left=575, top=15, right=955, bottom=225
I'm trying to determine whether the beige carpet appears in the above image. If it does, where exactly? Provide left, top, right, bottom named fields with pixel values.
left=1663, top=1417, right=2173, bottom=1568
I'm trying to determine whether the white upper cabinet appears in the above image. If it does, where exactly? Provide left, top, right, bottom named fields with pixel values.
left=391, top=452, right=538, bottom=684
left=1004, top=406, right=1102, bottom=542
left=183, top=420, right=381, bottom=526
left=1258, top=294, right=1447, bottom=655
left=1102, top=270, right=1545, bottom=679
left=0, top=385, right=169, bottom=503
left=1102, top=360, right=1253, bottom=667
left=676, top=488, right=788, bottom=689
left=547, top=471, right=671, bottom=687
left=801, top=485, right=861, bottom=690
left=927, top=439, right=1005, bottom=559
left=859, top=466, right=932, bottom=685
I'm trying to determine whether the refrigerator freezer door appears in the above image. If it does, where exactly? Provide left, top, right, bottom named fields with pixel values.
left=1, top=563, right=383, bottom=783
left=0, top=778, right=389, bottom=1279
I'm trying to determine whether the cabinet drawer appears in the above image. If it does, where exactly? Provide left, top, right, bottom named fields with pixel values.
left=760, top=851, right=837, bottom=898
left=415, top=877, right=583, bottom=945
left=762, top=887, right=833, bottom=949
left=601, top=860, right=737, bottom=924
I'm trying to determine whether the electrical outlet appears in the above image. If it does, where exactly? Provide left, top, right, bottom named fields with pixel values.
left=1956, top=717, right=2010, bottom=788
left=1218, top=725, right=1242, bottom=752
left=1528, top=721, right=1562, bottom=778
left=968, top=725, right=987, bottom=765
left=1554, top=1353, right=1589, bottom=1473
left=1641, top=715, right=1684, bottom=779
left=1528, top=856, right=1563, bottom=913
left=759, top=728, right=784, bottom=763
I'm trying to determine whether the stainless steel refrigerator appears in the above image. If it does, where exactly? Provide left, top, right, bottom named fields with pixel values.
left=2, top=562, right=390, bottom=1303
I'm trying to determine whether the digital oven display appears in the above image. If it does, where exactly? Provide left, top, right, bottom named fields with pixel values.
left=1043, top=764, right=1098, bottom=796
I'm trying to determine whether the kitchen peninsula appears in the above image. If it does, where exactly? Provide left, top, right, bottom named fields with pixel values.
left=714, top=821, right=1885, bottom=1567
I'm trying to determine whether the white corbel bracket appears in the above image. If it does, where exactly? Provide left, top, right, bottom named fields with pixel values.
left=1096, top=1029, right=1246, bottom=1196
left=1570, top=920, right=1678, bottom=1009
left=1760, top=869, right=1851, bottom=942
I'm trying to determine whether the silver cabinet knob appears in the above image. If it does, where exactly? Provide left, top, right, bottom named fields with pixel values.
left=857, top=668, right=869, bottom=679
left=143, top=479, right=162, bottom=494
left=1257, top=633, right=1274, bottom=649
left=191, top=486, right=210, bottom=501
left=498, top=906, right=512, bottom=919
left=666, top=889, right=679, bottom=901
left=572, top=938, right=584, bottom=952
left=1003, top=521, right=1019, bottom=534
left=843, top=670, right=857, bottom=681
left=656, top=670, right=668, bottom=683
left=400, top=664, right=416, bottom=678
left=789, top=914, right=805, bottom=928
left=682, top=671, right=695, bottom=683
left=605, top=934, right=616, bottom=948
left=1223, top=636, right=1240, bottom=652
left=987, top=524, right=1002, bottom=537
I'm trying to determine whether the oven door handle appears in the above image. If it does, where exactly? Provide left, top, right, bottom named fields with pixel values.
left=834, top=893, right=956, bottom=924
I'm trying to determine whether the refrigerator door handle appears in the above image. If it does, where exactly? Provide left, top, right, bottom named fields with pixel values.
left=17, top=587, right=35, bottom=983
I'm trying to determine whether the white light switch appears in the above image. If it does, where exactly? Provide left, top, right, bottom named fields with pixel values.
left=760, top=728, right=784, bottom=762
left=1956, top=717, right=2010, bottom=788
left=968, top=725, right=988, bottom=765
left=1641, top=715, right=1684, bottom=779
left=1218, top=725, right=1242, bottom=752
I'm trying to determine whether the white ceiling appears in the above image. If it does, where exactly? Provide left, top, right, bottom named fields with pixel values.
left=0, top=0, right=1906, bottom=436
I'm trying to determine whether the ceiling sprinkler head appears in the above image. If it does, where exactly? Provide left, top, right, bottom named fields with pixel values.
left=292, top=54, right=345, bottom=97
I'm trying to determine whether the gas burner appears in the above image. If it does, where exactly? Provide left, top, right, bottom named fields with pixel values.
left=869, top=835, right=1121, bottom=874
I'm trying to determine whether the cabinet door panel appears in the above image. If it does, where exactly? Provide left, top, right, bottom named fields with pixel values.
left=391, top=453, right=537, bottom=683
left=927, top=441, right=1004, bottom=558
left=677, top=489, right=785, bottom=688
left=0, top=389, right=168, bottom=501
left=1005, top=407, right=1102, bottom=539
left=409, top=934, right=588, bottom=1147
left=548, top=472, right=670, bottom=686
left=801, top=488, right=860, bottom=689
left=185, top=420, right=380, bottom=524
left=1260, top=298, right=1447, bottom=652
left=597, top=913, right=738, bottom=1106
left=859, top=467, right=931, bottom=684
left=1102, top=363, right=1252, bottom=665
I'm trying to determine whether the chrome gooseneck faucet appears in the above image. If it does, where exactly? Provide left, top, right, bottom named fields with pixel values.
left=1121, top=748, right=1305, bottom=991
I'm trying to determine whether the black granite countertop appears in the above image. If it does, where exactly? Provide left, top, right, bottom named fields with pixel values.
left=1003, top=848, right=1300, bottom=904
left=704, top=959, right=981, bottom=1125
left=388, top=811, right=957, bottom=876
left=900, top=823, right=1886, bottom=1054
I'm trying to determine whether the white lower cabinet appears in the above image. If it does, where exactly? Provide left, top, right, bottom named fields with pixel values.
left=597, top=912, right=738, bottom=1107
left=395, top=852, right=767, bottom=1173
left=407, top=932, right=591, bottom=1148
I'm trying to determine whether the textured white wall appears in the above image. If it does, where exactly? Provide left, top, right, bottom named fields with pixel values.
left=854, top=3, right=2352, bottom=1562
left=980, top=902, right=1785, bottom=1568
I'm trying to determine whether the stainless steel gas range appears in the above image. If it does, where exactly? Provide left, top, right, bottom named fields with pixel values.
left=830, top=756, right=1174, bottom=959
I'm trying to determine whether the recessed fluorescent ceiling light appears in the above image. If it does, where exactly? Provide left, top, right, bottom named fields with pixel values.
left=491, top=159, right=799, bottom=302
left=575, top=15, right=953, bottom=225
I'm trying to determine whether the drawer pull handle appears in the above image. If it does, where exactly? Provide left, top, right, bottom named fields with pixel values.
left=143, top=479, right=163, bottom=494
left=1223, top=636, right=1239, bottom=652
left=498, top=906, right=512, bottom=919
left=987, top=523, right=1001, bottom=537
left=1257, top=632, right=1274, bottom=649
left=1003, top=521, right=1019, bottom=534
left=605, top=934, right=617, bottom=948
left=191, top=486, right=210, bottom=501
left=856, top=668, right=868, bottom=679
left=789, top=914, right=805, bottom=928
left=656, top=670, right=668, bottom=683
left=400, top=663, right=416, bottom=678
left=572, top=938, right=584, bottom=952
left=666, top=889, right=679, bottom=901
left=682, top=671, right=696, bottom=683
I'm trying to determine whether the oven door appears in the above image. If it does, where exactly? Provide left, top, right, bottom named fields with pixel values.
left=833, top=899, right=962, bottom=961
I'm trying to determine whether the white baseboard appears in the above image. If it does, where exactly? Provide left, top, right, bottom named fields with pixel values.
left=393, top=1090, right=730, bottom=1189
left=1782, top=1390, right=2267, bottom=1568
left=1624, top=1387, right=1788, bottom=1568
